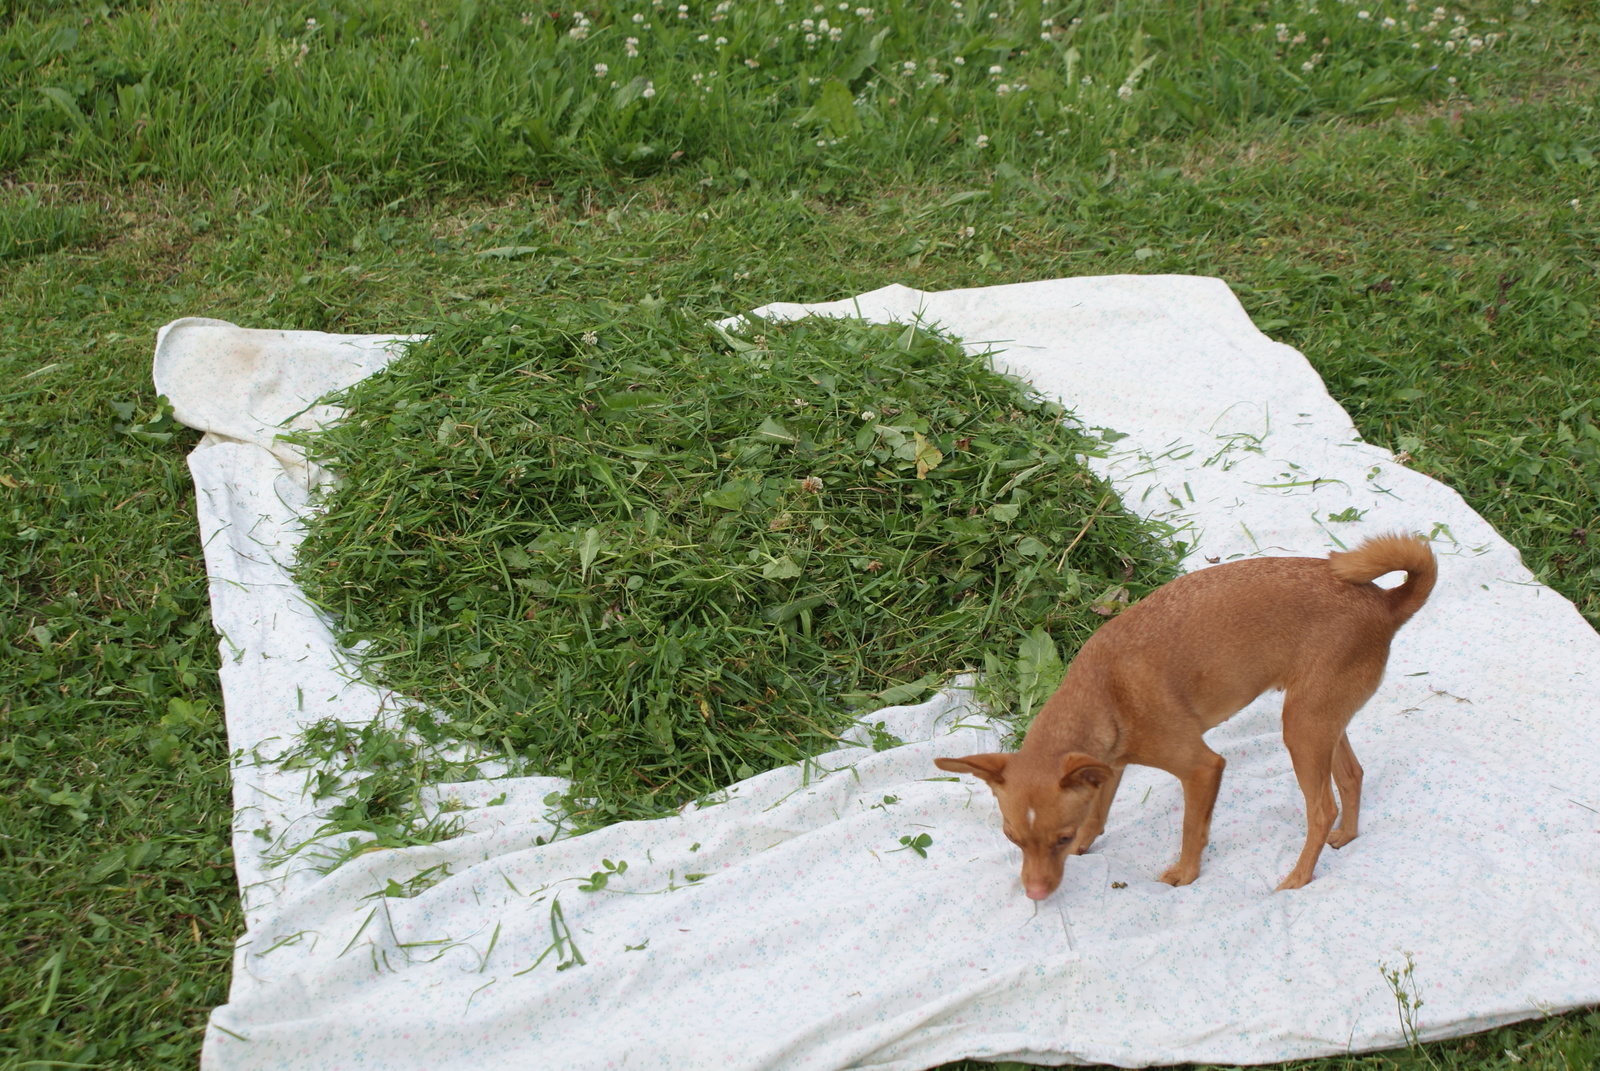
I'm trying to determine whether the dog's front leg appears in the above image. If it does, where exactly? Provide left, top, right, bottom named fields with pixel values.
left=1157, top=750, right=1226, bottom=886
left=1071, top=764, right=1125, bottom=854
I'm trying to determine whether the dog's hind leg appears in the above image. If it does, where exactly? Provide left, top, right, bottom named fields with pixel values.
left=1277, top=663, right=1382, bottom=889
left=1326, top=732, right=1363, bottom=849
left=1277, top=714, right=1340, bottom=891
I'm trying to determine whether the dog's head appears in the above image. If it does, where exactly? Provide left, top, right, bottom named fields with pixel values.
left=933, top=751, right=1112, bottom=900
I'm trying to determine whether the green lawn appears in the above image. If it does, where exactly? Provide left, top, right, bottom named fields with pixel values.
left=2, top=0, right=1598, bottom=1067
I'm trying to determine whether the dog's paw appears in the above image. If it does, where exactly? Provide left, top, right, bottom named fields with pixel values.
left=1326, top=827, right=1357, bottom=849
left=1157, top=863, right=1199, bottom=887
left=1274, top=870, right=1313, bottom=891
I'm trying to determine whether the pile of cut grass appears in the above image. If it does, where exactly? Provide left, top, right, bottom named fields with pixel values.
left=291, top=307, right=1176, bottom=831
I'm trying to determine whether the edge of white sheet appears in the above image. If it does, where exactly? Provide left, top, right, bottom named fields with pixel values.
left=163, top=278, right=1600, bottom=1071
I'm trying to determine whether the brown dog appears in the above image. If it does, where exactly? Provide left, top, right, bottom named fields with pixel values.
left=936, top=534, right=1436, bottom=898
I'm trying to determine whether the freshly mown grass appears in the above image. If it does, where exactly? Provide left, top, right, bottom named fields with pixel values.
left=288, top=310, right=1175, bottom=842
left=0, top=0, right=1597, bottom=1067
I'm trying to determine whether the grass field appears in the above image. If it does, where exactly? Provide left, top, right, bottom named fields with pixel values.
left=2, top=0, right=1598, bottom=1067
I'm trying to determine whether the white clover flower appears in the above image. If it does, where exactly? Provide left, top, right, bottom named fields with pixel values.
left=692, top=71, right=704, bottom=82
left=903, top=60, right=917, bottom=73
left=1572, top=199, right=1582, bottom=209
left=521, top=10, right=534, bottom=23
left=961, top=226, right=975, bottom=238
left=595, top=62, right=610, bottom=77
left=625, top=37, right=640, bottom=56
left=1275, top=22, right=1290, bottom=42
left=974, top=133, right=989, bottom=147
left=1357, top=9, right=1370, bottom=19
left=1443, top=38, right=1456, bottom=50
left=804, top=31, right=817, bottom=41
left=817, top=138, right=828, bottom=147
left=1382, top=16, right=1397, bottom=27
left=1041, top=16, right=1053, bottom=26
left=988, top=64, right=1003, bottom=74
left=1080, top=74, right=1092, bottom=84
left=952, top=55, right=964, bottom=64
left=1446, top=75, right=1457, bottom=84
left=996, top=83, right=1012, bottom=95
left=1117, top=83, right=1133, bottom=100
left=1292, top=31, right=1306, bottom=44
left=1040, top=31, right=1051, bottom=40
left=1302, top=60, right=1315, bottom=71
left=819, top=18, right=830, bottom=29
left=716, top=35, right=728, bottom=44
left=698, top=32, right=710, bottom=40
left=582, top=331, right=599, bottom=345
left=745, top=56, right=760, bottom=67
left=642, top=81, right=656, bottom=97
left=929, top=70, right=947, bottom=84
left=633, top=12, right=645, bottom=22
left=829, top=25, right=842, bottom=39
left=306, top=16, right=317, bottom=26
left=569, top=25, right=589, bottom=38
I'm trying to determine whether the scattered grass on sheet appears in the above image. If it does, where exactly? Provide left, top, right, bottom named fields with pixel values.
left=1, top=0, right=1598, bottom=1067
left=288, top=309, right=1176, bottom=839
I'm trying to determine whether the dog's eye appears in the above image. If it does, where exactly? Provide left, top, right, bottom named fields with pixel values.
left=1056, top=832, right=1075, bottom=847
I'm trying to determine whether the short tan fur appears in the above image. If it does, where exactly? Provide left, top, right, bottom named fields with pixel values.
left=936, top=534, right=1437, bottom=899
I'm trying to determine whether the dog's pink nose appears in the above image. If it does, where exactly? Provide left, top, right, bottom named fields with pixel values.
left=1024, top=883, right=1051, bottom=900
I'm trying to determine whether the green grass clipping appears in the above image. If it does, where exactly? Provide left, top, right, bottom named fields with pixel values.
left=291, top=306, right=1176, bottom=838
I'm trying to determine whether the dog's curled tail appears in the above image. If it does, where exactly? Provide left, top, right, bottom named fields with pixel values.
left=1327, top=533, right=1437, bottom=627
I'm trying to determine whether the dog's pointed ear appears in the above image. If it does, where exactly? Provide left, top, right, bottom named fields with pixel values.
left=1060, top=753, right=1113, bottom=791
left=934, top=753, right=1009, bottom=785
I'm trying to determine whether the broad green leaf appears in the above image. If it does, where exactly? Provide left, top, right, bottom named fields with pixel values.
left=763, top=593, right=826, bottom=623
left=702, top=478, right=759, bottom=510
left=760, top=555, right=803, bottom=580
left=612, top=76, right=649, bottom=110
left=1015, top=535, right=1048, bottom=558
left=756, top=416, right=798, bottom=444
left=475, top=246, right=542, bottom=260
left=578, top=527, right=601, bottom=579
left=876, top=673, right=940, bottom=707
left=1016, top=626, right=1063, bottom=718
left=911, top=432, right=943, bottom=479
